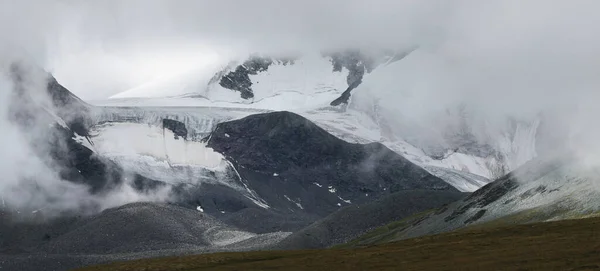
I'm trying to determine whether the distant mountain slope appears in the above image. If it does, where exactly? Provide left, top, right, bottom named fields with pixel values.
left=274, top=190, right=466, bottom=250
left=41, top=202, right=284, bottom=254
left=0, top=203, right=290, bottom=271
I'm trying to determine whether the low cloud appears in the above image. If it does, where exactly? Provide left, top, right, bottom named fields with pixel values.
left=0, top=55, right=174, bottom=218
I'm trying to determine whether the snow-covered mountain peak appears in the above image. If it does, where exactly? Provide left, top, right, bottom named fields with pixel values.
left=91, top=47, right=546, bottom=192
left=107, top=50, right=405, bottom=109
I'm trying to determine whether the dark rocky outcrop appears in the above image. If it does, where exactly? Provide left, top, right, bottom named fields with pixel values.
left=45, top=76, right=92, bottom=136
left=163, top=119, right=188, bottom=139
left=326, top=50, right=372, bottom=87
left=218, top=55, right=294, bottom=99
left=329, top=49, right=416, bottom=106
left=206, top=111, right=456, bottom=219
left=329, top=79, right=363, bottom=106
left=9, top=63, right=92, bottom=136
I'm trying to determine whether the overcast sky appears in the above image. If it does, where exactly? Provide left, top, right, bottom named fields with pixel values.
left=2, top=0, right=600, bottom=101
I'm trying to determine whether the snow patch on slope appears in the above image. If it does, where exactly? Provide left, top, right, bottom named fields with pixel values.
left=204, top=227, right=258, bottom=247
left=284, top=195, right=304, bottom=210
left=86, top=122, right=242, bottom=187
left=87, top=121, right=272, bottom=210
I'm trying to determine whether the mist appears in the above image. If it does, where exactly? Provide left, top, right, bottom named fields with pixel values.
left=0, top=54, right=172, bottom=217
left=345, top=0, right=600, bottom=169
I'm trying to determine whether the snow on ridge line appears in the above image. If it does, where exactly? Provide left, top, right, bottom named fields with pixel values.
left=107, top=53, right=349, bottom=106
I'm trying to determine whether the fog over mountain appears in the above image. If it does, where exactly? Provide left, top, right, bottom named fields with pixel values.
left=3, top=1, right=600, bottom=270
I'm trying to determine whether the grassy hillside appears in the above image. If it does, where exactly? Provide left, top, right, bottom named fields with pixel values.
left=334, top=208, right=436, bottom=248
left=276, top=190, right=466, bottom=250
left=74, top=216, right=600, bottom=271
left=341, top=203, right=600, bottom=248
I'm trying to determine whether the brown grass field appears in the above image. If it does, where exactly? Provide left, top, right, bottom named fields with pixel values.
left=74, top=216, right=600, bottom=271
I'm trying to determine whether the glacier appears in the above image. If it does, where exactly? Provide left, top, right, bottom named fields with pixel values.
left=88, top=50, right=543, bottom=192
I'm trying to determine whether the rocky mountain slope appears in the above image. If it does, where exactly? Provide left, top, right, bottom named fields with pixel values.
left=0, top=202, right=289, bottom=271
left=205, top=111, right=455, bottom=219
left=274, top=190, right=466, bottom=250
left=340, top=154, right=600, bottom=246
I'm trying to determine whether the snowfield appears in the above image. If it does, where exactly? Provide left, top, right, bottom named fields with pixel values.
left=90, top=122, right=226, bottom=169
